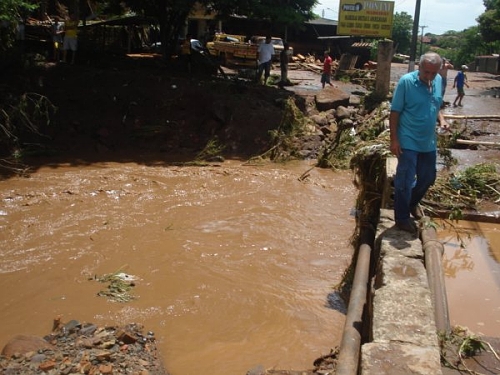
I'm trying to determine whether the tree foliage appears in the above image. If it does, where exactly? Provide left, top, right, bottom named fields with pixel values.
left=0, top=0, right=38, bottom=22
left=391, top=12, right=413, bottom=54
left=0, top=0, right=38, bottom=51
left=211, top=0, right=316, bottom=25
left=477, top=0, right=500, bottom=42
left=431, top=25, right=500, bottom=66
left=101, top=0, right=316, bottom=58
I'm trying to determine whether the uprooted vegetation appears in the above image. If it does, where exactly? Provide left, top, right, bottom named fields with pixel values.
left=427, top=163, right=500, bottom=216
left=440, top=326, right=500, bottom=374
left=0, top=92, right=57, bottom=173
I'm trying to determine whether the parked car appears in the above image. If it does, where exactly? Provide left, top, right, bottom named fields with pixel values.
left=150, top=38, right=206, bottom=55
left=206, top=33, right=257, bottom=65
left=189, top=39, right=205, bottom=53
left=206, top=33, right=248, bottom=57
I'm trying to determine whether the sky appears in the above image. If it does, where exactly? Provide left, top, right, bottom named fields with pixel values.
left=313, top=0, right=486, bottom=35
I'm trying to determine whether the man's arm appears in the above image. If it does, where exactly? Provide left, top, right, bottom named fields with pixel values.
left=389, top=111, right=402, bottom=157
left=438, top=110, right=450, bottom=131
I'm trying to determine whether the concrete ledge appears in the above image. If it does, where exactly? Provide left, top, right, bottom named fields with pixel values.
left=373, top=285, right=438, bottom=347
left=361, top=342, right=442, bottom=375
left=361, top=209, right=443, bottom=374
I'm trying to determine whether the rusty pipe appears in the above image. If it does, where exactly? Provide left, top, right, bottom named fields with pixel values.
left=421, top=219, right=451, bottom=334
left=336, top=237, right=373, bottom=375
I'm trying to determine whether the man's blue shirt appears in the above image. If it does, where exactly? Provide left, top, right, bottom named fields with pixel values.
left=391, top=70, right=443, bottom=152
left=455, top=71, right=466, bottom=88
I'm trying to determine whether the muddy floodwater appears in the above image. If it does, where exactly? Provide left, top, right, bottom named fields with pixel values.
left=0, top=160, right=357, bottom=375
left=440, top=221, right=500, bottom=337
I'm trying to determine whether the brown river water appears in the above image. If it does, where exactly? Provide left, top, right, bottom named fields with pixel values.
left=0, top=160, right=357, bottom=375
left=1, top=158, right=499, bottom=374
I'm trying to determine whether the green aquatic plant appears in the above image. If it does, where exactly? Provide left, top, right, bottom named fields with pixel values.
left=94, top=268, right=138, bottom=303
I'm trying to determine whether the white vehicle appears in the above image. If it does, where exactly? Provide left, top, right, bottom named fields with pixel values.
left=251, top=36, right=293, bottom=61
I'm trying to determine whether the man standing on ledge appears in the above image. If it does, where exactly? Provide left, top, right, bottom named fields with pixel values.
left=389, top=52, right=450, bottom=234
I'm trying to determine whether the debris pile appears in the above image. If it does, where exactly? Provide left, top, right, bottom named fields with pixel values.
left=0, top=318, right=168, bottom=375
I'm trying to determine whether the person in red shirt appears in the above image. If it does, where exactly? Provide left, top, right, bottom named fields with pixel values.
left=321, top=51, right=334, bottom=88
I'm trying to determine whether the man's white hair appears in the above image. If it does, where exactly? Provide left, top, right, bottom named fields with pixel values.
left=420, top=52, right=442, bottom=67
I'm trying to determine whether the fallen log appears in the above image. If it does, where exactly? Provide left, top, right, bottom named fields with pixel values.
left=456, top=139, right=500, bottom=146
left=444, top=114, right=500, bottom=120
left=431, top=210, right=500, bottom=224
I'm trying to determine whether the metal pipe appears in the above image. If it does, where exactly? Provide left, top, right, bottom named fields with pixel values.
left=336, top=240, right=372, bottom=375
left=421, top=220, right=451, bottom=334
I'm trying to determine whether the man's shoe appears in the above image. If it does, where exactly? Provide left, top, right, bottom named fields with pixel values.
left=395, top=220, right=417, bottom=235
left=410, top=206, right=423, bottom=220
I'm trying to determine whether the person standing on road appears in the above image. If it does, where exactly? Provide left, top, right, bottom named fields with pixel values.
left=256, top=35, right=274, bottom=85
left=389, top=52, right=450, bottom=234
left=49, top=15, right=64, bottom=62
left=452, top=65, right=470, bottom=107
left=321, top=50, right=334, bottom=88
left=439, top=58, right=454, bottom=98
left=278, top=42, right=290, bottom=88
left=62, top=13, right=78, bottom=64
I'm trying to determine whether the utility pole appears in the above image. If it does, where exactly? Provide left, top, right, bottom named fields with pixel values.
left=419, top=25, right=428, bottom=59
left=408, top=0, right=422, bottom=72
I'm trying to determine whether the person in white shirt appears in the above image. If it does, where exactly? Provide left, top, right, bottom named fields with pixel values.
left=256, top=36, right=274, bottom=84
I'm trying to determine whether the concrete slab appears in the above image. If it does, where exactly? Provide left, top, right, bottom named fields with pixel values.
left=361, top=342, right=443, bottom=375
left=372, top=284, right=439, bottom=347
left=377, top=253, right=428, bottom=287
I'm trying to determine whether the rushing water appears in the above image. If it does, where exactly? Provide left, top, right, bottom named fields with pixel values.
left=0, top=160, right=357, bottom=375
left=1, top=158, right=498, bottom=375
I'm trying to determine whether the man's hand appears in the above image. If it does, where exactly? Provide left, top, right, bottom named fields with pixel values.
left=437, top=122, right=451, bottom=135
left=389, top=111, right=401, bottom=157
left=390, top=139, right=402, bottom=157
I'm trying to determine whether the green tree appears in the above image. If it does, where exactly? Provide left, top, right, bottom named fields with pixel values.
left=391, top=12, right=413, bottom=54
left=432, top=26, right=499, bottom=67
left=477, top=0, right=500, bottom=43
left=117, top=0, right=316, bottom=58
left=0, top=0, right=38, bottom=52
left=213, top=0, right=316, bottom=25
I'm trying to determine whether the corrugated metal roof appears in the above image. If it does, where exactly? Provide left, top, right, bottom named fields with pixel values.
left=351, top=42, right=374, bottom=48
left=306, top=17, right=338, bottom=26
left=317, top=35, right=351, bottom=40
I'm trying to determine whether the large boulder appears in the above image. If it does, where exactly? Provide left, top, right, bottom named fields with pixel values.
left=315, top=86, right=350, bottom=111
left=1, top=335, right=53, bottom=358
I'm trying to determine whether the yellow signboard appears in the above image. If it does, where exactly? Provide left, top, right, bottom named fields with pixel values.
left=337, top=0, right=395, bottom=38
